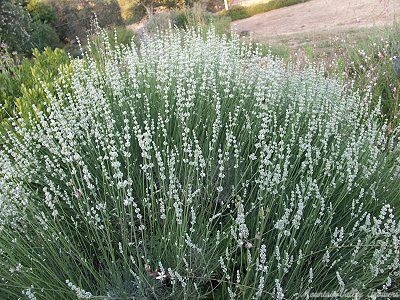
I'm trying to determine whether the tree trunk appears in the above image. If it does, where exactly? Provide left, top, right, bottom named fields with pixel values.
left=224, top=0, right=229, bottom=10
left=142, top=2, right=154, bottom=17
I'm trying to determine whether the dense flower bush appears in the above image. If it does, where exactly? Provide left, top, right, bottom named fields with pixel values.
left=1, top=29, right=400, bottom=299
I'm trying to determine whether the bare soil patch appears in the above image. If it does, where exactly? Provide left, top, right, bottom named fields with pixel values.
left=232, top=0, right=400, bottom=42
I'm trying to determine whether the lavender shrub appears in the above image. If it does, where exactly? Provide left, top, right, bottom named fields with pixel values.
left=0, top=29, right=400, bottom=299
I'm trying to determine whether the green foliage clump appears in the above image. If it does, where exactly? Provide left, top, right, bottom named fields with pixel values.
left=0, top=47, right=70, bottom=125
left=221, top=0, right=309, bottom=21
left=26, top=0, right=57, bottom=23
left=0, top=29, right=399, bottom=299
left=49, top=0, right=124, bottom=42
left=30, top=20, right=60, bottom=51
left=222, top=4, right=249, bottom=20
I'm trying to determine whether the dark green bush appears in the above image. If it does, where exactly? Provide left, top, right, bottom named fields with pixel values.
left=222, top=5, right=249, bottom=20
left=26, top=0, right=57, bottom=23
left=30, top=20, right=60, bottom=50
left=50, top=0, right=124, bottom=43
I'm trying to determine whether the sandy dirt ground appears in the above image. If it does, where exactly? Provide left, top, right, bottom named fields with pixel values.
left=232, top=0, right=400, bottom=41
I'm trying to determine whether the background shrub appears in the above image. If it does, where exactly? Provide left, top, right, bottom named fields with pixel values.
left=26, top=0, right=57, bottom=23
left=49, top=0, right=124, bottom=43
left=29, top=20, right=60, bottom=50
left=222, top=5, right=249, bottom=20
left=0, top=0, right=60, bottom=54
left=0, top=0, right=33, bottom=53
